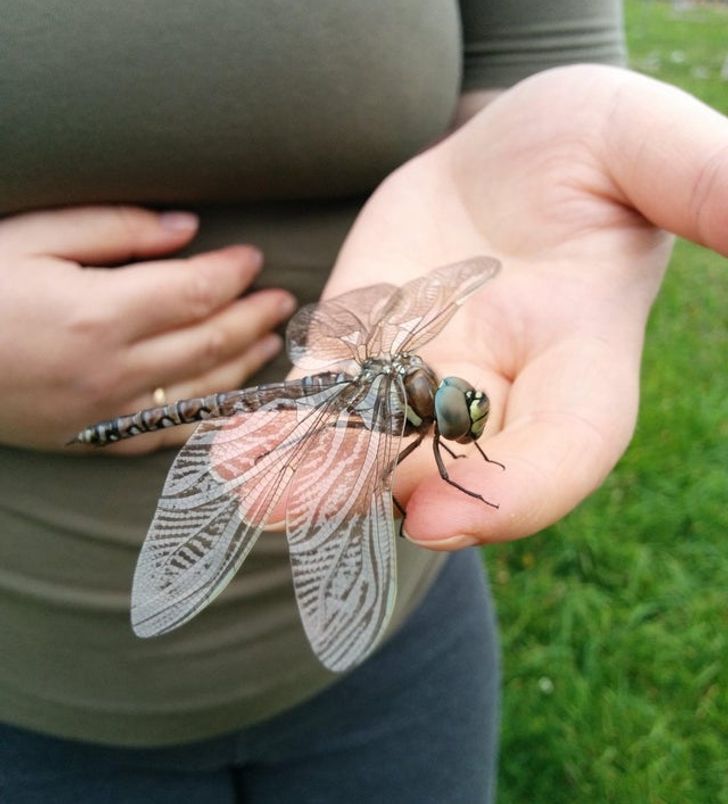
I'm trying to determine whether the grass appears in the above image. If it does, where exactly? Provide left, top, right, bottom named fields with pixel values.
left=489, top=3, right=728, bottom=802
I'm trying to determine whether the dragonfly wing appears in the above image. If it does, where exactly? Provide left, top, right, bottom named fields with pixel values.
left=285, top=372, right=407, bottom=672
left=366, top=256, right=501, bottom=356
left=286, top=283, right=397, bottom=371
left=131, top=376, right=353, bottom=638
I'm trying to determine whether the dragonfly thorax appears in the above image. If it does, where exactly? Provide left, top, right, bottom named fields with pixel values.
left=360, top=353, right=441, bottom=434
left=401, top=365, right=440, bottom=433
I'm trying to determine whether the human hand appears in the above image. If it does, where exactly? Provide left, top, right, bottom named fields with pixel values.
left=324, top=65, right=728, bottom=547
left=0, top=206, right=295, bottom=452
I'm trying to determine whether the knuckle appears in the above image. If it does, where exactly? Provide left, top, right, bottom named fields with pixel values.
left=183, top=272, right=218, bottom=319
left=199, top=326, right=230, bottom=365
left=107, top=204, right=159, bottom=257
left=687, top=145, right=728, bottom=245
left=62, top=278, right=117, bottom=340
left=67, top=367, right=116, bottom=409
left=112, top=204, right=147, bottom=237
left=82, top=374, right=113, bottom=408
left=64, top=302, right=112, bottom=340
left=60, top=310, right=120, bottom=406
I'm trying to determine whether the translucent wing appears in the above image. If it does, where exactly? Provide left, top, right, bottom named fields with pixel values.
left=366, top=256, right=501, bottom=357
left=286, top=282, right=397, bottom=371
left=130, top=375, right=355, bottom=638
left=286, top=257, right=500, bottom=370
left=285, top=372, right=406, bottom=672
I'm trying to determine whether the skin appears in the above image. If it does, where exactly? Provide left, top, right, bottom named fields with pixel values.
left=2, top=64, right=725, bottom=553
left=321, top=65, right=728, bottom=549
left=0, top=209, right=296, bottom=452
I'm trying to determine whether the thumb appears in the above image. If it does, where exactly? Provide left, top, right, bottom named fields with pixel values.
left=0, top=205, right=199, bottom=264
left=601, top=68, right=728, bottom=255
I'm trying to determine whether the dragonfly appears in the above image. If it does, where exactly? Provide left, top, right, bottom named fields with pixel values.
left=71, top=256, right=503, bottom=672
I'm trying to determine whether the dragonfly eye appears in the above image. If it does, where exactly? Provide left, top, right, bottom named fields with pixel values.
left=435, top=377, right=491, bottom=443
left=466, top=390, right=490, bottom=441
left=434, top=377, right=472, bottom=441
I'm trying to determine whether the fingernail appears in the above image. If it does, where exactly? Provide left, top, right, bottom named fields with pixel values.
left=278, top=293, right=297, bottom=316
left=159, top=211, right=199, bottom=232
left=260, top=333, right=283, bottom=358
left=403, top=532, right=480, bottom=550
left=247, top=246, right=264, bottom=270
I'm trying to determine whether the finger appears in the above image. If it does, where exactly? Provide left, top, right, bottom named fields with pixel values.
left=597, top=67, right=728, bottom=255
left=85, top=334, right=284, bottom=457
left=0, top=205, right=199, bottom=263
left=132, top=333, right=284, bottom=410
left=94, top=245, right=265, bottom=339
left=126, top=288, right=296, bottom=389
left=401, top=336, right=638, bottom=547
left=169, top=332, right=284, bottom=401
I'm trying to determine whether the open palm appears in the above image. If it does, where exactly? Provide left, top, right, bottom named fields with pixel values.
left=325, top=65, right=728, bottom=548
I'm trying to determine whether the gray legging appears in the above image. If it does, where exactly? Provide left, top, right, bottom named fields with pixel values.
left=0, top=549, right=500, bottom=804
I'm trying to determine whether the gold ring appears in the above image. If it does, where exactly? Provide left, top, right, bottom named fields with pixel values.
left=152, top=387, right=167, bottom=406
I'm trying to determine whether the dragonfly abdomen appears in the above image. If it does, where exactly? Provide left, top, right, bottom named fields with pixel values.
left=70, top=372, right=349, bottom=447
left=70, top=393, right=239, bottom=446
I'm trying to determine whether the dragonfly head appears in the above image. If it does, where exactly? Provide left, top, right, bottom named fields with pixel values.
left=434, top=376, right=490, bottom=444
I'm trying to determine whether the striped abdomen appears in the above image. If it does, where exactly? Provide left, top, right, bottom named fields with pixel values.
left=71, top=372, right=348, bottom=446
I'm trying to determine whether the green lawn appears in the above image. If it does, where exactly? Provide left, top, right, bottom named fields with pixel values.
left=490, top=3, right=728, bottom=802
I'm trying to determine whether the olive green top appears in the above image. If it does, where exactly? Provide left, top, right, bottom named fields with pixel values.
left=0, top=1, right=625, bottom=746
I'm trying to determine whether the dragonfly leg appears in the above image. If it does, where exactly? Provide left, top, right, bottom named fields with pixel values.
left=433, top=426, right=499, bottom=509
left=392, top=432, right=427, bottom=537
left=395, top=432, right=426, bottom=467
left=474, top=440, right=506, bottom=471
left=439, top=441, right=466, bottom=460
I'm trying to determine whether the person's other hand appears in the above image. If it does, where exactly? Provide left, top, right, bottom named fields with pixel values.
left=324, top=65, right=727, bottom=547
left=0, top=206, right=295, bottom=452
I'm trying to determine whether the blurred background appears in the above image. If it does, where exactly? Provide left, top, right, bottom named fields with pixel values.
left=490, top=2, right=728, bottom=801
